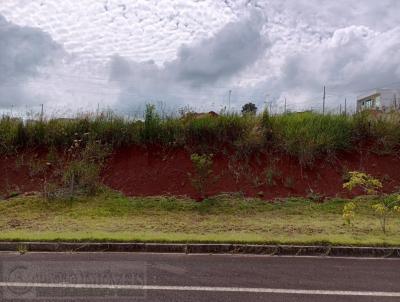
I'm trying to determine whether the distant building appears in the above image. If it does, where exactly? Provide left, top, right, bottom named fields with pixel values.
left=181, top=111, right=219, bottom=120
left=356, top=88, right=400, bottom=112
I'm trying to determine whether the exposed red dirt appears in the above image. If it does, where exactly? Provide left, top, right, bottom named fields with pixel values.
left=101, top=146, right=400, bottom=200
left=0, top=153, right=45, bottom=195
left=1, top=146, right=400, bottom=200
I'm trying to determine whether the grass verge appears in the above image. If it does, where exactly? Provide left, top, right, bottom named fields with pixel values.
left=0, top=191, right=399, bottom=246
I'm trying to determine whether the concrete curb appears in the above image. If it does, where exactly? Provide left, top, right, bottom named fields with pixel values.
left=0, top=242, right=399, bottom=257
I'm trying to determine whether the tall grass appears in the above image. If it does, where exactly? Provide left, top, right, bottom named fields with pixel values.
left=184, top=113, right=252, bottom=151
left=270, top=112, right=353, bottom=164
left=1, top=109, right=399, bottom=163
left=0, top=116, right=24, bottom=153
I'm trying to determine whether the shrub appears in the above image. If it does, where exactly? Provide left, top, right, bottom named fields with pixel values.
left=189, top=153, right=214, bottom=199
left=342, top=201, right=356, bottom=226
left=141, top=104, right=162, bottom=144
left=231, top=122, right=264, bottom=162
left=371, top=195, right=400, bottom=234
left=65, top=134, right=109, bottom=195
left=343, top=171, right=382, bottom=195
left=343, top=171, right=399, bottom=233
left=63, top=160, right=101, bottom=196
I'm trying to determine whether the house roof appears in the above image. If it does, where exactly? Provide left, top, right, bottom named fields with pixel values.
left=357, top=88, right=400, bottom=101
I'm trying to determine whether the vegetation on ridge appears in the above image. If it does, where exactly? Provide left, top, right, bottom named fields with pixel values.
left=1, top=106, right=400, bottom=165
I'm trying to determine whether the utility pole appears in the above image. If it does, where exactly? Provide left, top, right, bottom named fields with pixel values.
left=264, top=94, right=270, bottom=113
left=339, top=104, right=342, bottom=115
left=228, top=90, right=232, bottom=112
left=284, top=97, right=287, bottom=114
left=40, top=104, right=44, bottom=121
left=322, top=86, right=326, bottom=115
left=344, top=98, right=347, bottom=116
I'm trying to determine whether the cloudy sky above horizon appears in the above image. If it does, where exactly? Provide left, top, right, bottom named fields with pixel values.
left=1, top=0, right=400, bottom=116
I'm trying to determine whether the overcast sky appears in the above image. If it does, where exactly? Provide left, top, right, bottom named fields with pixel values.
left=1, top=0, right=400, bottom=116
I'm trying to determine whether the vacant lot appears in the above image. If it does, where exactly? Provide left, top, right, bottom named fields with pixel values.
left=1, top=110, right=400, bottom=199
left=1, top=191, right=399, bottom=246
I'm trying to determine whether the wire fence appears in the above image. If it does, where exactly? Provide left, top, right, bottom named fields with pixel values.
left=0, top=98, right=354, bottom=121
left=1, top=74, right=399, bottom=120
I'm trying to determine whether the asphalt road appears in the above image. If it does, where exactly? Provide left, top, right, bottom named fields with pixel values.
left=0, top=252, right=399, bottom=301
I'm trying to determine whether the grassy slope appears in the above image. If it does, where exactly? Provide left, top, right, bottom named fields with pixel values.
left=2, top=110, right=400, bottom=164
left=0, top=191, right=399, bottom=246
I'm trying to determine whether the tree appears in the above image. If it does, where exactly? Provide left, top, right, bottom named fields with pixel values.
left=241, top=102, right=257, bottom=115
left=343, top=171, right=399, bottom=234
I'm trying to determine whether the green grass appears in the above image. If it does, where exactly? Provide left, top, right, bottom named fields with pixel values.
left=269, top=112, right=353, bottom=164
left=2, top=109, right=400, bottom=164
left=0, top=191, right=399, bottom=246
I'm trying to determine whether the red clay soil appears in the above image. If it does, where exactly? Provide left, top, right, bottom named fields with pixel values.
left=102, top=146, right=400, bottom=200
left=1, top=146, right=400, bottom=200
left=0, top=154, right=44, bottom=196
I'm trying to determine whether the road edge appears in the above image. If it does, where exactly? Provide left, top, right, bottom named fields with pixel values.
left=0, top=242, right=399, bottom=257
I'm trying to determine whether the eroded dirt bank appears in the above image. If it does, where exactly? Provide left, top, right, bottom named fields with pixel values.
left=1, top=146, right=399, bottom=200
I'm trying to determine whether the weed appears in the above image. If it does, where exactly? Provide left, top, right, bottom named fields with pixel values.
left=27, top=159, right=48, bottom=177
left=343, top=202, right=356, bottom=226
left=15, top=154, right=25, bottom=169
left=63, top=136, right=109, bottom=198
left=264, top=166, right=281, bottom=186
left=252, top=176, right=264, bottom=188
left=42, top=181, right=63, bottom=201
left=189, top=153, right=214, bottom=199
left=17, top=244, right=28, bottom=255
left=284, top=176, right=295, bottom=189
left=306, top=190, right=324, bottom=203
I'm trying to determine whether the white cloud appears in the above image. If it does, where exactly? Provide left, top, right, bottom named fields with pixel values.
left=109, top=10, right=269, bottom=112
left=0, top=0, right=399, bottom=114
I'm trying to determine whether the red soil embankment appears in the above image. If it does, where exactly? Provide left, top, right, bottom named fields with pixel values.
left=102, top=146, right=400, bottom=200
left=1, top=146, right=400, bottom=200
left=0, top=154, right=42, bottom=194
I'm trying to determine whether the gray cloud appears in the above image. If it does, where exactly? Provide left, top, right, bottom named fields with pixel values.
left=0, top=14, right=63, bottom=107
left=109, top=10, right=269, bottom=112
left=276, top=25, right=400, bottom=110
left=168, top=11, right=267, bottom=86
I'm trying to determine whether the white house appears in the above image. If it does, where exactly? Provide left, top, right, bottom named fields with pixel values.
left=356, top=88, right=400, bottom=112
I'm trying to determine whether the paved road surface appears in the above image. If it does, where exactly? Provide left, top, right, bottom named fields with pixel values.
left=0, top=252, right=399, bottom=301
